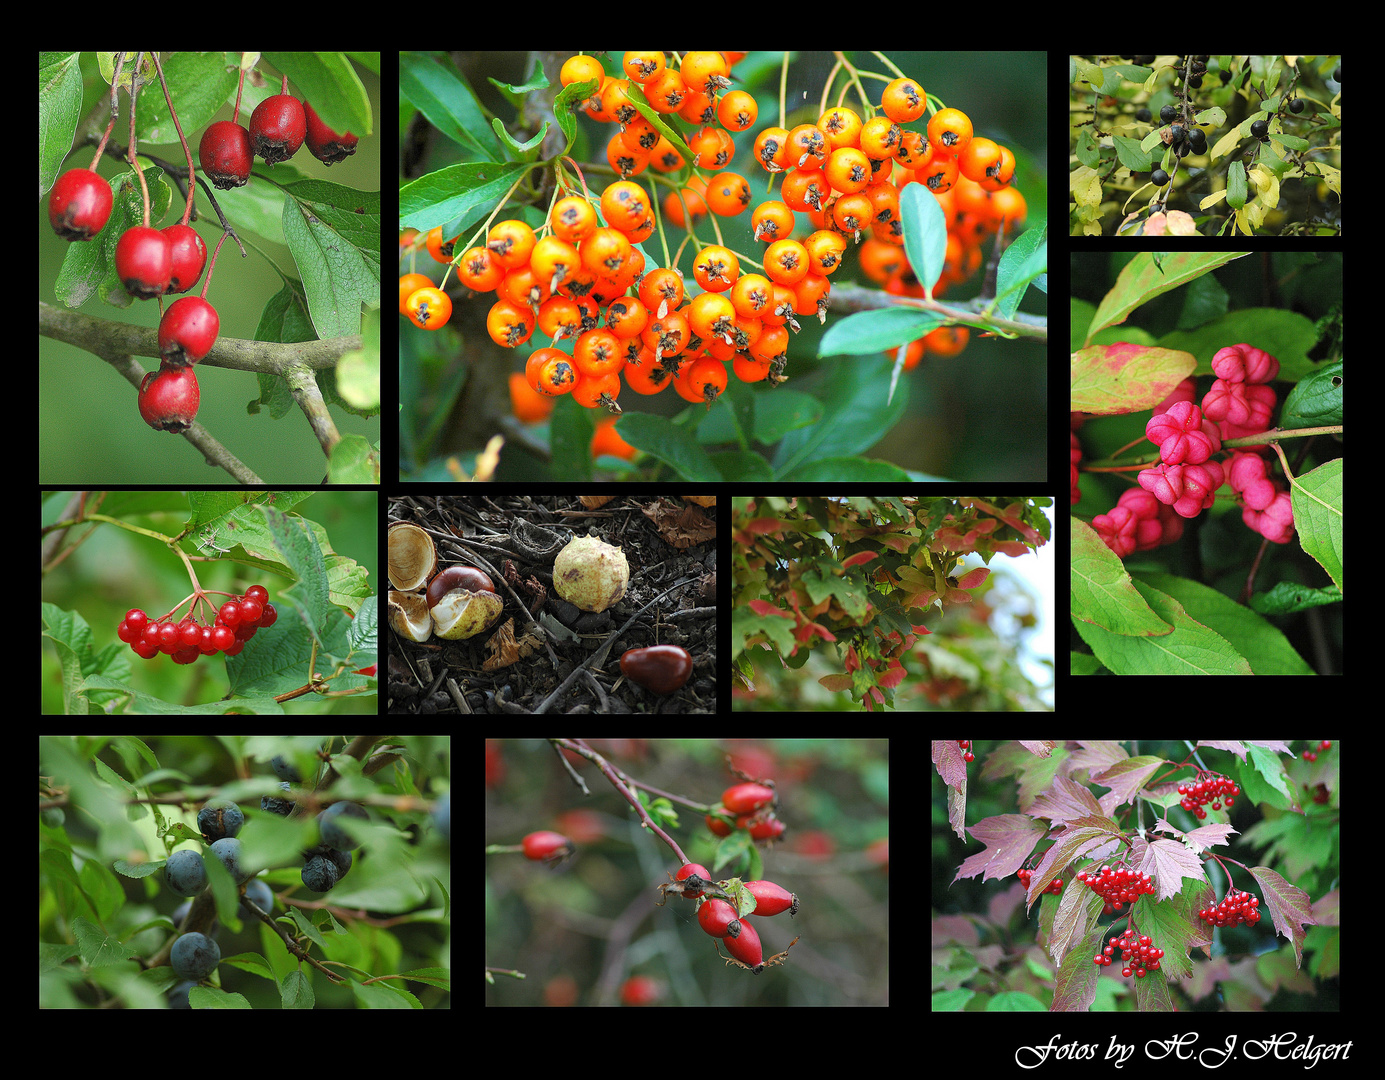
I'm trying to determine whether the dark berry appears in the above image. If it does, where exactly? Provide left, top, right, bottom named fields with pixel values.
left=1151, top=169, right=1170, bottom=187
left=1160, top=104, right=1177, bottom=124
left=1251, top=119, right=1269, bottom=139
left=1289, top=98, right=1305, bottom=114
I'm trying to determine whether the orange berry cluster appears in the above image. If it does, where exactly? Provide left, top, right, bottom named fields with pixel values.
left=400, top=52, right=1027, bottom=415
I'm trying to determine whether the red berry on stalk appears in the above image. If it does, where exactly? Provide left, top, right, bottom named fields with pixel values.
left=199, top=121, right=253, bottom=189
left=138, top=366, right=200, bottom=433
left=115, top=226, right=173, bottom=300
left=520, top=830, right=573, bottom=862
left=48, top=168, right=113, bottom=241
left=722, top=782, right=775, bottom=815
left=249, top=94, right=307, bottom=164
left=302, top=100, right=359, bottom=164
left=161, top=224, right=208, bottom=294
left=158, top=296, right=220, bottom=367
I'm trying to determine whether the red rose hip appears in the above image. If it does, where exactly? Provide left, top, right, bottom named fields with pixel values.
left=721, top=782, right=775, bottom=815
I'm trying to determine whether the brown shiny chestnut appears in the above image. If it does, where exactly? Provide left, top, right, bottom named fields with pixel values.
left=620, top=645, right=693, bottom=695
left=425, top=566, right=495, bottom=607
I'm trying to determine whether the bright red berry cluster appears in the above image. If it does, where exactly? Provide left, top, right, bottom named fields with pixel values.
left=1199, top=888, right=1260, bottom=928
left=706, top=781, right=786, bottom=841
left=1304, top=740, right=1332, bottom=762
left=1177, top=773, right=1239, bottom=818
left=1092, top=928, right=1164, bottom=977
left=1018, top=867, right=1062, bottom=895
left=117, top=585, right=277, bottom=663
left=1076, top=863, right=1155, bottom=911
left=957, top=739, right=974, bottom=762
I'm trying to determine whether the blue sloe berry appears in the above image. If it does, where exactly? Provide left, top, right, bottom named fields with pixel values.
left=240, top=877, right=275, bottom=917
left=301, top=855, right=340, bottom=892
left=318, top=801, right=368, bottom=850
left=270, top=754, right=302, bottom=782
left=170, top=932, right=221, bottom=981
left=261, top=781, right=295, bottom=817
left=209, top=837, right=252, bottom=882
left=198, top=801, right=244, bottom=843
left=164, top=849, right=209, bottom=897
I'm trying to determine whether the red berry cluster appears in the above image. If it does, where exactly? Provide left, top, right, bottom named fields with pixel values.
left=1018, top=867, right=1063, bottom=895
left=1092, top=928, right=1164, bottom=977
left=1198, top=888, right=1260, bottom=928
left=706, top=782, right=786, bottom=842
left=1177, top=773, right=1239, bottom=818
left=957, top=739, right=974, bottom=763
left=1076, top=863, right=1155, bottom=911
left=1304, top=740, right=1332, bottom=762
left=116, top=586, right=278, bottom=663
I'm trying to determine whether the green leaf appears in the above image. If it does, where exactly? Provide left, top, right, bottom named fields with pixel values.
left=1227, top=161, right=1248, bottom=210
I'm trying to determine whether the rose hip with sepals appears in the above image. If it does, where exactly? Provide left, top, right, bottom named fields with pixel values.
left=675, top=862, right=713, bottom=898
left=743, top=879, right=798, bottom=916
left=697, top=898, right=743, bottom=938
left=724, top=915, right=764, bottom=971
left=721, top=782, right=775, bottom=815
left=521, top=830, right=573, bottom=863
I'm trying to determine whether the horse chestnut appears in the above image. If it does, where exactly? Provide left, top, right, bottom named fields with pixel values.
left=620, top=644, right=692, bottom=695
left=553, top=536, right=628, bottom=612
left=425, top=566, right=502, bottom=640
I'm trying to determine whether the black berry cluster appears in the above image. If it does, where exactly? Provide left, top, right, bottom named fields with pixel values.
left=1177, top=773, right=1239, bottom=818
left=1018, top=867, right=1062, bottom=895
left=1076, top=863, right=1155, bottom=911
left=1092, top=928, right=1164, bottom=978
left=117, top=585, right=278, bottom=663
left=1199, top=888, right=1260, bottom=928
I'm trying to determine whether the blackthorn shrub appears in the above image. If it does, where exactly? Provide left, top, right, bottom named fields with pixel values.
left=170, top=932, right=220, bottom=981
left=164, top=849, right=208, bottom=897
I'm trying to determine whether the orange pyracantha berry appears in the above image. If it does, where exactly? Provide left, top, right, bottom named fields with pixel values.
left=927, top=108, right=974, bottom=156
left=880, top=77, right=927, bottom=124
left=406, top=286, right=452, bottom=331
left=705, top=172, right=752, bottom=216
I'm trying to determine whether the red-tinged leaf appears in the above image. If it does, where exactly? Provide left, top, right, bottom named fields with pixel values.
left=842, top=551, right=877, bottom=567
left=748, top=599, right=793, bottom=619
